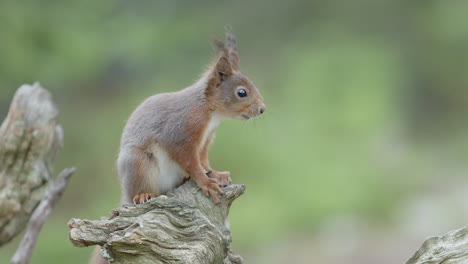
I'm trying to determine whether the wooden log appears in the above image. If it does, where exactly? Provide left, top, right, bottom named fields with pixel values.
left=68, top=180, right=245, bottom=264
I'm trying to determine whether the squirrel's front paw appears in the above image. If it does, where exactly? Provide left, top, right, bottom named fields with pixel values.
left=209, top=171, right=232, bottom=187
left=195, top=176, right=224, bottom=204
left=133, top=193, right=156, bottom=204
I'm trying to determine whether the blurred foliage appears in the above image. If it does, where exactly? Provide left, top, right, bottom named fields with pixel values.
left=1, top=0, right=468, bottom=263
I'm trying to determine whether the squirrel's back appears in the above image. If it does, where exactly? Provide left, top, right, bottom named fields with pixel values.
left=120, top=85, right=206, bottom=149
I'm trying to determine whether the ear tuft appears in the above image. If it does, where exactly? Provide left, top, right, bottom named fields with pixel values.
left=211, top=34, right=225, bottom=52
left=225, top=28, right=240, bottom=71
left=211, top=28, right=240, bottom=71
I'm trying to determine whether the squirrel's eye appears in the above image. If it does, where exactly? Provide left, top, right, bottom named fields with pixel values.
left=237, top=88, right=247, bottom=98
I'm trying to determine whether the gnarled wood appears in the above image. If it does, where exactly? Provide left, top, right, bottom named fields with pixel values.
left=0, top=83, right=63, bottom=245
left=406, top=226, right=468, bottom=264
left=11, top=167, right=75, bottom=264
left=68, top=181, right=245, bottom=264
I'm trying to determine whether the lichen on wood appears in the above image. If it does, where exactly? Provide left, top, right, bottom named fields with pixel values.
left=406, top=226, right=468, bottom=264
left=68, top=180, right=245, bottom=264
left=0, top=83, right=63, bottom=245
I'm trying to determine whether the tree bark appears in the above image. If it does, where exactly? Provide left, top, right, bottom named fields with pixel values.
left=68, top=180, right=245, bottom=264
left=10, top=167, right=75, bottom=264
left=406, top=226, right=468, bottom=264
left=0, top=83, right=64, bottom=245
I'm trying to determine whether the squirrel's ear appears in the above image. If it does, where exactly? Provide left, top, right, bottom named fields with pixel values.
left=214, top=56, right=233, bottom=82
left=206, top=56, right=233, bottom=95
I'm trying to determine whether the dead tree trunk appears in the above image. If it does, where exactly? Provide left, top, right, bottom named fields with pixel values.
left=68, top=181, right=245, bottom=264
left=0, top=83, right=74, bottom=264
left=0, top=83, right=64, bottom=245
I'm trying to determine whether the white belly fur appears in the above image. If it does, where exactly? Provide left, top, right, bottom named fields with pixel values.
left=152, top=145, right=188, bottom=195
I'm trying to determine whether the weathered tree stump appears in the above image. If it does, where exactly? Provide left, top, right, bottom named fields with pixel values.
left=0, top=83, right=64, bottom=245
left=0, top=83, right=75, bottom=264
left=68, top=180, right=245, bottom=264
left=406, top=226, right=468, bottom=264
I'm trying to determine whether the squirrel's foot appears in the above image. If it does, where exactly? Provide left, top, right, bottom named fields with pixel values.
left=133, top=193, right=156, bottom=204
left=194, top=174, right=224, bottom=204
left=208, top=170, right=232, bottom=187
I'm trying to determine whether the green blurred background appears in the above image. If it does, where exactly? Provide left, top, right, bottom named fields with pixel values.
left=1, top=0, right=468, bottom=263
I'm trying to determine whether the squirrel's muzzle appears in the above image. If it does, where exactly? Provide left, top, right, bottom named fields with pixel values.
left=259, top=104, right=266, bottom=115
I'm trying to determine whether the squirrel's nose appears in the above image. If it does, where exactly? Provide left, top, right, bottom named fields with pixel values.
left=259, top=104, right=266, bottom=115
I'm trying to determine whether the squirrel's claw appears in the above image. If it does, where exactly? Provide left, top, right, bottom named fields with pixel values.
left=197, top=176, right=223, bottom=204
left=217, top=171, right=231, bottom=187
left=209, top=189, right=221, bottom=204
left=133, top=193, right=156, bottom=204
left=208, top=171, right=231, bottom=187
left=203, top=188, right=221, bottom=204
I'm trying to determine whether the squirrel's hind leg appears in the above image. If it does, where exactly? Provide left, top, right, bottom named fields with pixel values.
left=118, top=146, right=159, bottom=204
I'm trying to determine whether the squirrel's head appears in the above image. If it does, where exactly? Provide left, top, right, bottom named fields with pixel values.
left=205, top=30, right=266, bottom=120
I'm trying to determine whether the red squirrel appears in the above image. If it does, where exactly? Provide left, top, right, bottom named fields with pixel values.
left=118, top=30, right=265, bottom=205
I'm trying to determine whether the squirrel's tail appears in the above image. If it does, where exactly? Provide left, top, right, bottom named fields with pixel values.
left=89, top=246, right=109, bottom=264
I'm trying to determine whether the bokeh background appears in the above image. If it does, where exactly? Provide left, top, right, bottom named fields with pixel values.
left=1, top=1, right=468, bottom=263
